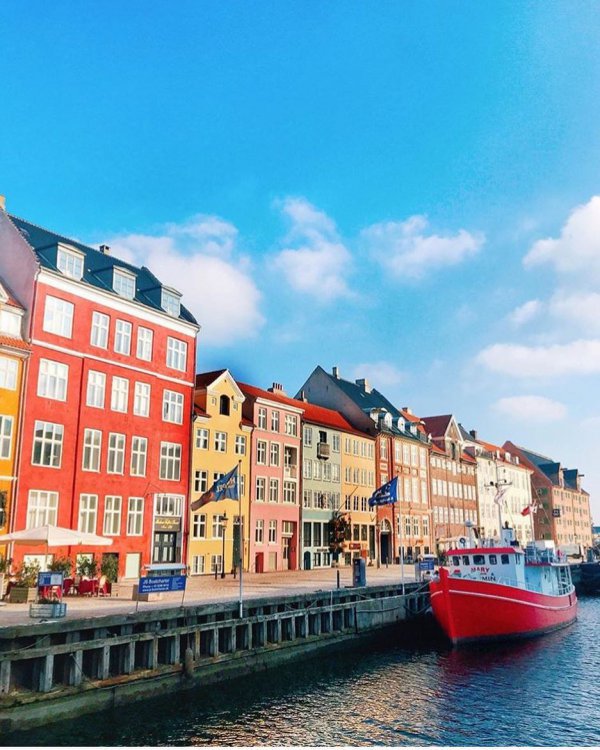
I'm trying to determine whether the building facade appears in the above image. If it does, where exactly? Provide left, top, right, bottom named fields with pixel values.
left=0, top=210, right=198, bottom=579
left=188, top=370, right=252, bottom=575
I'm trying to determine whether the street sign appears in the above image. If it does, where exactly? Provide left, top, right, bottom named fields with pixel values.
left=419, top=559, right=435, bottom=571
left=38, top=572, right=63, bottom=587
left=138, top=575, right=186, bottom=594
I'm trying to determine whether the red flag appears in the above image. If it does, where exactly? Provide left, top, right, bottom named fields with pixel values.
left=521, top=505, right=531, bottom=516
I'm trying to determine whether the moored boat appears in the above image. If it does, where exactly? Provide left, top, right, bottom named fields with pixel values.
left=430, top=528, right=577, bottom=645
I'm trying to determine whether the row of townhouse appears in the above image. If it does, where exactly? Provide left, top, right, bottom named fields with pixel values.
left=0, top=204, right=593, bottom=580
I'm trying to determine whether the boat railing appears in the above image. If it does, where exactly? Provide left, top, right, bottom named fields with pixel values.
left=449, top=571, right=573, bottom=597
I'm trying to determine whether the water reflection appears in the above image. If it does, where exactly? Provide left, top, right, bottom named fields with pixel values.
left=7, top=599, right=600, bottom=747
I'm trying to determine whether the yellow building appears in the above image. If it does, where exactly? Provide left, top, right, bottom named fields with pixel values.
left=0, top=278, right=29, bottom=557
left=340, top=431, right=376, bottom=564
left=188, top=370, right=252, bottom=575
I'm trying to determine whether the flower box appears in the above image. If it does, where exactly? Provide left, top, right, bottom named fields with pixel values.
left=29, top=602, right=67, bottom=619
left=9, top=586, right=37, bottom=604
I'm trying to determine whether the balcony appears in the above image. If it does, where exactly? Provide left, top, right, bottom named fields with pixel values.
left=284, top=465, right=298, bottom=479
left=317, top=442, right=330, bottom=460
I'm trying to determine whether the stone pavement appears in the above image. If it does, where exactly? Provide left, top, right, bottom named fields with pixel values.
left=0, top=565, right=418, bottom=627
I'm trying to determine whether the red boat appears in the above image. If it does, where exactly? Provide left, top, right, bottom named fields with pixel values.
left=429, top=532, right=577, bottom=645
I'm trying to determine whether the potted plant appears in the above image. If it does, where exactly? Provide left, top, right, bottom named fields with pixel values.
left=0, top=555, right=12, bottom=600
left=76, top=556, right=98, bottom=579
left=9, top=561, right=40, bottom=603
left=29, top=595, right=67, bottom=619
left=49, top=556, right=73, bottom=577
left=101, top=554, right=118, bottom=595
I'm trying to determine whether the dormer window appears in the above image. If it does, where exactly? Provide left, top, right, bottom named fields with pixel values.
left=161, top=288, right=181, bottom=317
left=0, top=308, right=21, bottom=336
left=113, top=269, right=136, bottom=299
left=56, top=244, right=84, bottom=280
left=397, top=418, right=405, bottom=432
left=384, top=413, right=392, bottom=428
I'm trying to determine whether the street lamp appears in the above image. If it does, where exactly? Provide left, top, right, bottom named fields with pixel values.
left=220, top=512, right=228, bottom=579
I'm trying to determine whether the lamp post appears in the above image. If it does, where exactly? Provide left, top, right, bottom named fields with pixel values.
left=220, top=512, right=228, bottom=579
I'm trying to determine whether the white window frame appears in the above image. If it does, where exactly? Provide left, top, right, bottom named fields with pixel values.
left=107, top=432, right=126, bottom=474
left=196, top=428, right=209, bottom=449
left=110, top=376, right=129, bottom=413
left=268, top=520, right=277, bottom=544
left=113, top=268, right=136, bottom=299
left=127, top=497, right=144, bottom=536
left=90, top=311, right=109, bottom=349
left=166, top=337, right=187, bottom=371
left=103, top=496, right=122, bottom=536
left=86, top=370, right=106, bottom=408
left=160, top=442, right=182, bottom=481
left=0, top=356, right=18, bottom=390
left=82, top=428, right=102, bottom=472
left=37, top=359, right=68, bottom=401
left=57, top=245, right=84, bottom=280
left=133, top=381, right=151, bottom=417
left=256, top=440, right=267, bottom=464
left=162, top=390, right=184, bottom=424
left=43, top=295, right=74, bottom=338
left=27, top=490, right=58, bottom=528
left=192, top=513, right=207, bottom=539
left=161, top=289, right=181, bottom=317
left=214, top=431, right=227, bottom=452
left=114, top=319, right=132, bottom=355
left=130, top=436, right=148, bottom=477
left=136, top=326, right=153, bottom=361
left=31, top=420, right=63, bottom=467
left=235, top=435, right=246, bottom=455
left=255, top=519, right=264, bottom=544
left=0, top=415, right=14, bottom=459
left=78, top=494, right=98, bottom=534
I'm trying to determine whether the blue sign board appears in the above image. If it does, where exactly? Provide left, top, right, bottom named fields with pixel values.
left=419, top=559, right=435, bottom=571
left=138, top=575, right=186, bottom=594
left=38, top=572, right=63, bottom=587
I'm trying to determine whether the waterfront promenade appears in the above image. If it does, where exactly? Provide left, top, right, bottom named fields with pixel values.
left=0, top=565, right=417, bottom=627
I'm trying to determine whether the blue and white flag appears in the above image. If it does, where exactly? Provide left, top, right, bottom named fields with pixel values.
left=368, top=476, right=398, bottom=507
left=191, top=465, right=239, bottom=510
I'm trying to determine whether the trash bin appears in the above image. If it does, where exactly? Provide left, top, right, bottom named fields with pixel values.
left=352, top=558, right=366, bottom=587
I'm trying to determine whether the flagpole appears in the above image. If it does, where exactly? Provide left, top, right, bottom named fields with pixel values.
left=398, top=501, right=405, bottom=596
left=238, top=460, right=243, bottom=619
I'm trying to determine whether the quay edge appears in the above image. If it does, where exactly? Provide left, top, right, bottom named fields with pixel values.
left=0, top=582, right=431, bottom=734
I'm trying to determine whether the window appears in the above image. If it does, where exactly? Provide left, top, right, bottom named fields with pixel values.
left=0, top=356, right=18, bottom=390
left=160, top=442, right=182, bottom=480
left=255, top=477, right=266, bottom=502
left=114, top=320, right=132, bottom=355
left=271, top=411, right=280, bottom=432
left=43, top=296, right=73, bottom=337
left=82, top=428, right=101, bottom=471
left=127, top=497, right=144, bottom=536
left=283, top=481, right=296, bottom=504
left=113, top=269, right=136, bottom=299
left=255, top=519, right=264, bottom=544
left=86, top=370, right=106, bottom=408
left=303, top=489, right=312, bottom=508
left=257, top=408, right=267, bottom=429
left=32, top=421, right=63, bottom=467
left=130, top=436, right=147, bottom=476
left=166, top=337, right=187, bottom=371
left=332, top=434, right=340, bottom=452
left=0, top=416, right=13, bottom=459
left=77, top=493, right=98, bottom=534
left=380, top=440, right=388, bottom=459
left=90, top=312, right=109, bottom=348
left=304, top=522, right=312, bottom=546
left=235, top=435, right=246, bottom=455
left=136, top=326, right=153, bottom=361
left=462, top=555, right=470, bottom=565
left=303, top=426, right=312, bottom=446
left=303, top=459, right=312, bottom=479
left=192, top=513, right=207, bottom=539
left=37, top=359, right=68, bottom=401
left=154, top=494, right=183, bottom=516
left=219, top=395, right=230, bottom=416
left=161, top=288, right=181, bottom=317
left=57, top=246, right=84, bottom=279
left=210, top=555, right=222, bottom=574
left=214, top=431, right=227, bottom=452
left=196, top=428, right=209, bottom=449
left=194, top=470, right=208, bottom=493
left=27, top=490, right=58, bottom=528
left=268, top=520, right=277, bottom=543
left=489, top=554, right=498, bottom=565
left=133, top=382, right=150, bottom=417
left=0, top=308, right=20, bottom=336
left=163, top=390, right=184, bottom=424
left=256, top=440, right=267, bottom=464
left=111, top=376, right=129, bottom=412
left=501, top=554, right=510, bottom=565
left=107, top=433, right=126, bottom=474
left=269, top=478, right=279, bottom=503
left=270, top=443, right=280, bottom=467
left=103, top=496, right=122, bottom=535
left=284, top=414, right=297, bottom=436
left=212, top=514, right=226, bottom=539
left=191, top=555, right=205, bottom=574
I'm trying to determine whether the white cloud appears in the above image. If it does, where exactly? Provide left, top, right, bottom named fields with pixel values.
left=476, top=339, right=600, bottom=377
left=272, top=197, right=352, bottom=301
left=351, top=361, right=406, bottom=389
left=524, top=195, right=600, bottom=281
left=548, top=290, right=600, bottom=333
left=508, top=299, right=543, bottom=327
left=492, top=395, right=567, bottom=423
left=361, top=214, right=484, bottom=280
left=104, top=215, right=264, bottom=346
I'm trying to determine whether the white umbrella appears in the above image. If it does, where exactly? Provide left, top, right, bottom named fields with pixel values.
left=2, top=524, right=113, bottom=546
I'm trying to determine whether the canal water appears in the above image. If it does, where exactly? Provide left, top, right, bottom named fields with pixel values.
left=7, top=597, right=600, bottom=747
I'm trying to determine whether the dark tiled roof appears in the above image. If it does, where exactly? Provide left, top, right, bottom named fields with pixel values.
left=9, top=215, right=197, bottom=325
left=421, top=415, right=453, bottom=438
left=514, top=446, right=556, bottom=469
left=195, top=369, right=227, bottom=389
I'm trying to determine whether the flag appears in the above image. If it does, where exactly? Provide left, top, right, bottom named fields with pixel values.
left=368, top=477, right=398, bottom=508
left=493, top=487, right=508, bottom=505
left=190, top=465, right=239, bottom=511
left=521, top=501, right=538, bottom=516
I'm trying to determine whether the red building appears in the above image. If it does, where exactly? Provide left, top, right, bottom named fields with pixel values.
left=0, top=209, right=198, bottom=580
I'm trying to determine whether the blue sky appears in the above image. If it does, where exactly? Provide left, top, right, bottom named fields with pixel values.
left=2, top=2, right=599, bottom=516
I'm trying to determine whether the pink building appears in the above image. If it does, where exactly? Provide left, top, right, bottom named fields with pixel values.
left=239, top=382, right=303, bottom=572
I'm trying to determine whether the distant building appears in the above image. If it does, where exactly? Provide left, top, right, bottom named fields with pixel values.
left=504, top=442, right=593, bottom=554
left=0, top=207, right=198, bottom=579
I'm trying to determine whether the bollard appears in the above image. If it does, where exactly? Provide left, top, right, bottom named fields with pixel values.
left=337, top=570, right=340, bottom=589
left=184, top=647, right=194, bottom=678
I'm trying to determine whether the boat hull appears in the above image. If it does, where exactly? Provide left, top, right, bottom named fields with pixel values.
left=429, top=568, right=577, bottom=645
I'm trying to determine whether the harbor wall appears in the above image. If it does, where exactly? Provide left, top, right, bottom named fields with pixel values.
left=0, top=582, right=430, bottom=733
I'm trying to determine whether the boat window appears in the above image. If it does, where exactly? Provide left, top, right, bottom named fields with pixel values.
left=452, top=556, right=460, bottom=566
left=462, top=555, right=470, bottom=565
left=473, top=555, right=485, bottom=565
left=489, top=555, right=497, bottom=565
left=501, top=554, right=510, bottom=564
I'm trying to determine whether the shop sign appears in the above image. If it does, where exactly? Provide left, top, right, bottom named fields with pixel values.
left=138, top=575, right=186, bottom=594
left=155, top=516, right=181, bottom=532
left=349, top=542, right=362, bottom=550
left=38, top=572, right=63, bottom=587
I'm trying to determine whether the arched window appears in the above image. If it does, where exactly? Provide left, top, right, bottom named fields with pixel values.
left=219, top=395, right=230, bottom=416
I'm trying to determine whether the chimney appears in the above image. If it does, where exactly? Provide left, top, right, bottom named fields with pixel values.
left=268, top=382, right=286, bottom=395
left=298, top=389, right=308, bottom=402
left=332, top=366, right=340, bottom=379
left=355, top=378, right=371, bottom=393
left=99, top=244, right=111, bottom=255
left=470, top=429, right=478, bottom=440
left=0, top=195, right=5, bottom=211
left=403, top=406, right=412, bottom=415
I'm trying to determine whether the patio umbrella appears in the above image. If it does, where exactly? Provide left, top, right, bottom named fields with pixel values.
left=2, top=524, right=113, bottom=546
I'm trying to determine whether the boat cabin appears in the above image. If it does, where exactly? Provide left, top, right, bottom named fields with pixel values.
left=447, top=547, right=526, bottom=587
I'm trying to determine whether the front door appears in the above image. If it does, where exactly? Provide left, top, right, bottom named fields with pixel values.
left=153, top=532, right=177, bottom=563
left=282, top=537, right=291, bottom=570
left=381, top=532, right=391, bottom=565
